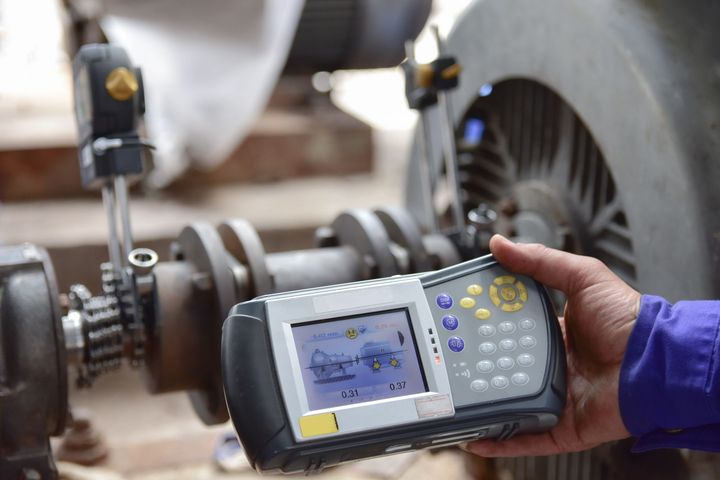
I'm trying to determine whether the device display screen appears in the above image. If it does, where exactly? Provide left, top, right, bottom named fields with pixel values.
left=292, top=309, right=428, bottom=410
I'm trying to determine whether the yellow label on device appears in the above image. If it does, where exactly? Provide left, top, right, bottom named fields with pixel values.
left=300, top=413, right=338, bottom=437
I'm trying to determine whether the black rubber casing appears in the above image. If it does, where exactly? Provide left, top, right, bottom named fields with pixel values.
left=221, top=257, right=566, bottom=473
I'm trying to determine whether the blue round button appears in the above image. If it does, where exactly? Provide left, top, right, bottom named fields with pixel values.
left=447, top=336, right=465, bottom=352
left=442, top=315, right=459, bottom=331
left=436, top=293, right=453, bottom=309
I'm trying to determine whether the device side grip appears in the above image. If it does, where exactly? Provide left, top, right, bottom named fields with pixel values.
left=543, top=286, right=567, bottom=405
left=221, top=306, right=291, bottom=468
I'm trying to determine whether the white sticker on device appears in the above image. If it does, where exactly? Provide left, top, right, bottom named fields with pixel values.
left=415, top=394, right=454, bottom=418
left=312, top=287, right=394, bottom=313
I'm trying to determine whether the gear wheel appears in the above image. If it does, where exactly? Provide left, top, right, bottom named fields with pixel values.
left=68, top=284, right=123, bottom=387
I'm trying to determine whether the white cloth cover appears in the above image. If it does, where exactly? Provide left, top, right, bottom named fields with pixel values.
left=100, top=0, right=304, bottom=187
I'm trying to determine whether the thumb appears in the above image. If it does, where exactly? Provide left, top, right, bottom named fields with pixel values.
left=489, top=234, right=599, bottom=295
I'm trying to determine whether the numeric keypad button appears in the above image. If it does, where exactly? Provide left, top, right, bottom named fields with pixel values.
left=491, top=375, right=509, bottom=389
left=519, top=335, right=537, bottom=349
left=470, top=379, right=489, bottom=392
left=519, top=318, right=536, bottom=330
left=517, top=353, right=535, bottom=367
left=479, top=342, right=497, bottom=355
left=511, top=372, right=530, bottom=386
left=496, top=356, right=515, bottom=370
left=476, top=360, right=494, bottom=373
left=499, top=338, right=517, bottom=352
left=478, top=324, right=496, bottom=337
left=498, top=321, right=516, bottom=334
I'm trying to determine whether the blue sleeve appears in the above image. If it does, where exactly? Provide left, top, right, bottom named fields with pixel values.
left=619, top=294, right=720, bottom=452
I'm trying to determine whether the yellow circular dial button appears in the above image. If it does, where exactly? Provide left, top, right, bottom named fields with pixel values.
left=500, top=285, right=517, bottom=302
left=489, top=285, right=501, bottom=306
left=475, top=308, right=492, bottom=320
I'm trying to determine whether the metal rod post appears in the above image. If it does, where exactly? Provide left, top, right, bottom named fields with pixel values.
left=432, top=25, right=466, bottom=231
left=101, top=184, right=123, bottom=274
left=114, top=175, right=134, bottom=265
left=405, top=40, right=439, bottom=232
left=418, top=113, right=439, bottom=232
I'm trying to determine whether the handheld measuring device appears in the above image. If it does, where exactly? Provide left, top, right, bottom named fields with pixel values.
left=221, top=255, right=566, bottom=473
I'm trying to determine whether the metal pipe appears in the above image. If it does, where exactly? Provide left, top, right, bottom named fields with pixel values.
left=432, top=25, right=466, bottom=231
left=419, top=112, right=439, bottom=231
left=113, top=176, right=134, bottom=265
left=266, top=247, right=364, bottom=293
left=101, top=184, right=123, bottom=274
left=406, top=39, right=440, bottom=233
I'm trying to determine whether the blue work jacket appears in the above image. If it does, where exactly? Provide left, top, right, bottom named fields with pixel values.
left=620, top=295, right=720, bottom=451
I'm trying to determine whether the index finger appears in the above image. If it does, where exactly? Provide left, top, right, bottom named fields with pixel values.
left=463, top=431, right=563, bottom=458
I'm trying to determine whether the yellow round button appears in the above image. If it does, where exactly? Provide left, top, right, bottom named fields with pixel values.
left=459, top=297, right=476, bottom=309
left=467, top=284, right=483, bottom=296
left=500, top=285, right=517, bottom=302
left=475, top=308, right=491, bottom=320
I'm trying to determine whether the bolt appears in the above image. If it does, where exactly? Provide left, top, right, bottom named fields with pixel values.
left=361, top=254, right=377, bottom=279
left=314, top=227, right=338, bottom=248
left=192, top=272, right=214, bottom=291
left=499, top=199, right=518, bottom=217
left=170, top=242, right=184, bottom=261
left=129, top=248, right=158, bottom=277
left=467, top=203, right=497, bottom=228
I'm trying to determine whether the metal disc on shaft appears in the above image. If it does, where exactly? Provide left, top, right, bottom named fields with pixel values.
left=374, top=206, right=433, bottom=272
left=172, top=223, right=236, bottom=425
left=217, top=219, right=273, bottom=297
left=330, top=209, right=399, bottom=278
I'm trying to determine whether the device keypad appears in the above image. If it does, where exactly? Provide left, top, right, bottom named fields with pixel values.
left=424, top=267, right=549, bottom=407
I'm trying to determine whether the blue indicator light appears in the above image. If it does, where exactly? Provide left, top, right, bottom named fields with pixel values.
left=463, top=118, right=485, bottom=145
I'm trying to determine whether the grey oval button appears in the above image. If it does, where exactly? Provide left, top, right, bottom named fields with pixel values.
left=519, top=318, right=536, bottom=330
left=478, top=324, right=496, bottom=337
left=476, top=360, right=494, bottom=373
left=491, top=375, right=509, bottom=389
left=471, top=379, right=489, bottom=392
left=497, top=356, right=515, bottom=370
left=512, top=372, right=530, bottom=386
left=479, top=342, right=497, bottom=354
left=519, top=335, right=537, bottom=348
left=498, top=321, right=516, bottom=334
left=499, top=338, right=517, bottom=351
left=517, top=353, right=535, bottom=367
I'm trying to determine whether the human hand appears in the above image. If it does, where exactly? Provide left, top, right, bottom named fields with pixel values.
left=465, top=235, right=641, bottom=457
